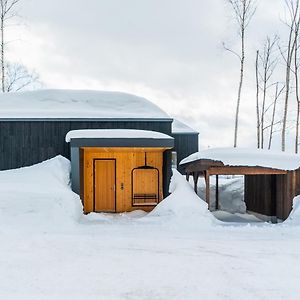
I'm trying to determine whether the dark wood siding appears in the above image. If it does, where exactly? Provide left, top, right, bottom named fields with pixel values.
left=245, top=170, right=300, bottom=220
left=245, top=175, right=274, bottom=216
left=172, top=133, right=199, bottom=174
left=0, top=120, right=172, bottom=170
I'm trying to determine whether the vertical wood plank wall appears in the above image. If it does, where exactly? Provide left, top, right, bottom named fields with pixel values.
left=82, top=147, right=164, bottom=213
left=0, top=120, right=172, bottom=170
left=245, top=170, right=300, bottom=220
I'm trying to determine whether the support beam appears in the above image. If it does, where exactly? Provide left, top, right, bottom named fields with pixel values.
left=208, top=166, right=287, bottom=176
left=193, top=172, right=199, bottom=194
left=215, top=174, right=219, bottom=210
left=186, top=173, right=190, bottom=182
left=204, top=171, right=210, bottom=209
left=270, top=174, right=277, bottom=223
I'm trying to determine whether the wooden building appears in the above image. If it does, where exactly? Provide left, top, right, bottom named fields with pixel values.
left=180, top=148, right=300, bottom=221
left=66, top=129, right=173, bottom=213
left=0, top=89, right=199, bottom=213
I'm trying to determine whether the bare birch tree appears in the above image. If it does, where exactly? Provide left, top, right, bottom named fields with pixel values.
left=0, top=0, right=20, bottom=93
left=5, top=62, right=39, bottom=92
left=224, top=0, right=256, bottom=147
left=258, top=36, right=278, bottom=149
left=281, top=0, right=300, bottom=151
left=255, top=50, right=260, bottom=148
left=293, top=14, right=300, bottom=153
left=268, top=83, right=285, bottom=150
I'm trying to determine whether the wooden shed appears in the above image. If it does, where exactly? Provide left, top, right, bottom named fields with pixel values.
left=180, top=148, right=300, bottom=221
left=66, top=129, right=174, bottom=213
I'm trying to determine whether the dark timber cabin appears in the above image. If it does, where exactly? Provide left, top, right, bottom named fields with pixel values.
left=180, top=148, right=300, bottom=221
left=0, top=89, right=199, bottom=213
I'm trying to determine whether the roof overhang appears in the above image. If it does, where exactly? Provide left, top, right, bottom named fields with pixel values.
left=69, top=137, right=174, bottom=148
left=0, top=117, right=173, bottom=122
left=182, top=159, right=289, bottom=175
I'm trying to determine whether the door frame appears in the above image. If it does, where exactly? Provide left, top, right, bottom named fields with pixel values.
left=93, top=158, right=117, bottom=212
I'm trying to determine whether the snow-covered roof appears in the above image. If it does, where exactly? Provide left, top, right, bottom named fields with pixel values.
left=66, top=129, right=173, bottom=142
left=180, top=147, right=300, bottom=171
left=0, top=89, right=171, bottom=119
left=172, top=119, right=198, bottom=134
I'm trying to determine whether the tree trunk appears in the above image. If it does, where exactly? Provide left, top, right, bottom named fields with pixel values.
left=296, top=102, right=300, bottom=153
left=1, top=13, right=4, bottom=93
left=282, top=2, right=300, bottom=152
left=261, top=64, right=267, bottom=149
left=295, top=27, right=300, bottom=154
left=234, top=24, right=245, bottom=148
left=255, top=50, right=260, bottom=148
left=268, top=83, right=278, bottom=150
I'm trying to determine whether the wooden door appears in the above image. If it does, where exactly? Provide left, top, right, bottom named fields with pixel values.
left=94, top=159, right=116, bottom=212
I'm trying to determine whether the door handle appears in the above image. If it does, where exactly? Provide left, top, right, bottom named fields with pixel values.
left=121, top=183, right=124, bottom=190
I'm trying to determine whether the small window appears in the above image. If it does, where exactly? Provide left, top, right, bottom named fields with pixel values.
left=172, top=151, right=177, bottom=169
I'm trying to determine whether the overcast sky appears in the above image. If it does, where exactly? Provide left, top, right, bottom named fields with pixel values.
left=6, top=0, right=292, bottom=149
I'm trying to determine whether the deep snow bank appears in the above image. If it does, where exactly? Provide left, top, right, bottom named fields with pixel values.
left=147, top=169, right=214, bottom=225
left=0, top=156, right=82, bottom=231
left=284, top=196, right=300, bottom=225
left=0, top=155, right=71, bottom=191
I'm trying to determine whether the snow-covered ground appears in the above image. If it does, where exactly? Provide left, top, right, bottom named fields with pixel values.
left=1, top=157, right=300, bottom=299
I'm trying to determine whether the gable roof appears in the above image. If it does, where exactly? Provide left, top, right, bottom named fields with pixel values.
left=0, top=89, right=171, bottom=120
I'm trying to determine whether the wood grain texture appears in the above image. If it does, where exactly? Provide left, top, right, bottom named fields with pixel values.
left=0, top=120, right=171, bottom=170
left=133, top=168, right=159, bottom=205
left=82, top=147, right=164, bottom=213
left=245, top=170, right=300, bottom=220
left=94, top=160, right=115, bottom=212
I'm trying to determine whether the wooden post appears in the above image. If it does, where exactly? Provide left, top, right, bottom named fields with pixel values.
left=193, top=172, right=199, bottom=194
left=204, top=170, right=210, bottom=210
left=215, top=174, right=219, bottom=210
left=186, top=173, right=190, bottom=182
left=270, top=174, right=277, bottom=223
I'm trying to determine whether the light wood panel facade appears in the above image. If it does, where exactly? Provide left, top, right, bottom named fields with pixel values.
left=81, top=147, right=165, bottom=213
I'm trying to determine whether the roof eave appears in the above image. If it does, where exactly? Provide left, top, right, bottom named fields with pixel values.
left=69, top=137, right=174, bottom=148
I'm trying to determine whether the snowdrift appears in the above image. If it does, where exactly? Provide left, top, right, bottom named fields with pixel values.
left=147, top=169, right=214, bottom=225
left=284, top=196, right=300, bottom=225
left=0, top=156, right=82, bottom=232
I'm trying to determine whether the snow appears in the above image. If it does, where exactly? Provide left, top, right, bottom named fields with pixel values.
left=195, top=175, right=246, bottom=213
left=66, top=129, right=173, bottom=142
left=0, top=156, right=82, bottom=232
left=0, top=89, right=170, bottom=119
left=147, top=169, right=214, bottom=226
left=172, top=119, right=198, bottom=134
left=181, top=147, right=300, bottom=170
left=284, top=196, right=300, bottom=225
left=212, top=210, right=264, bottom=223
left=2, top=157, right=300, bottom=299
